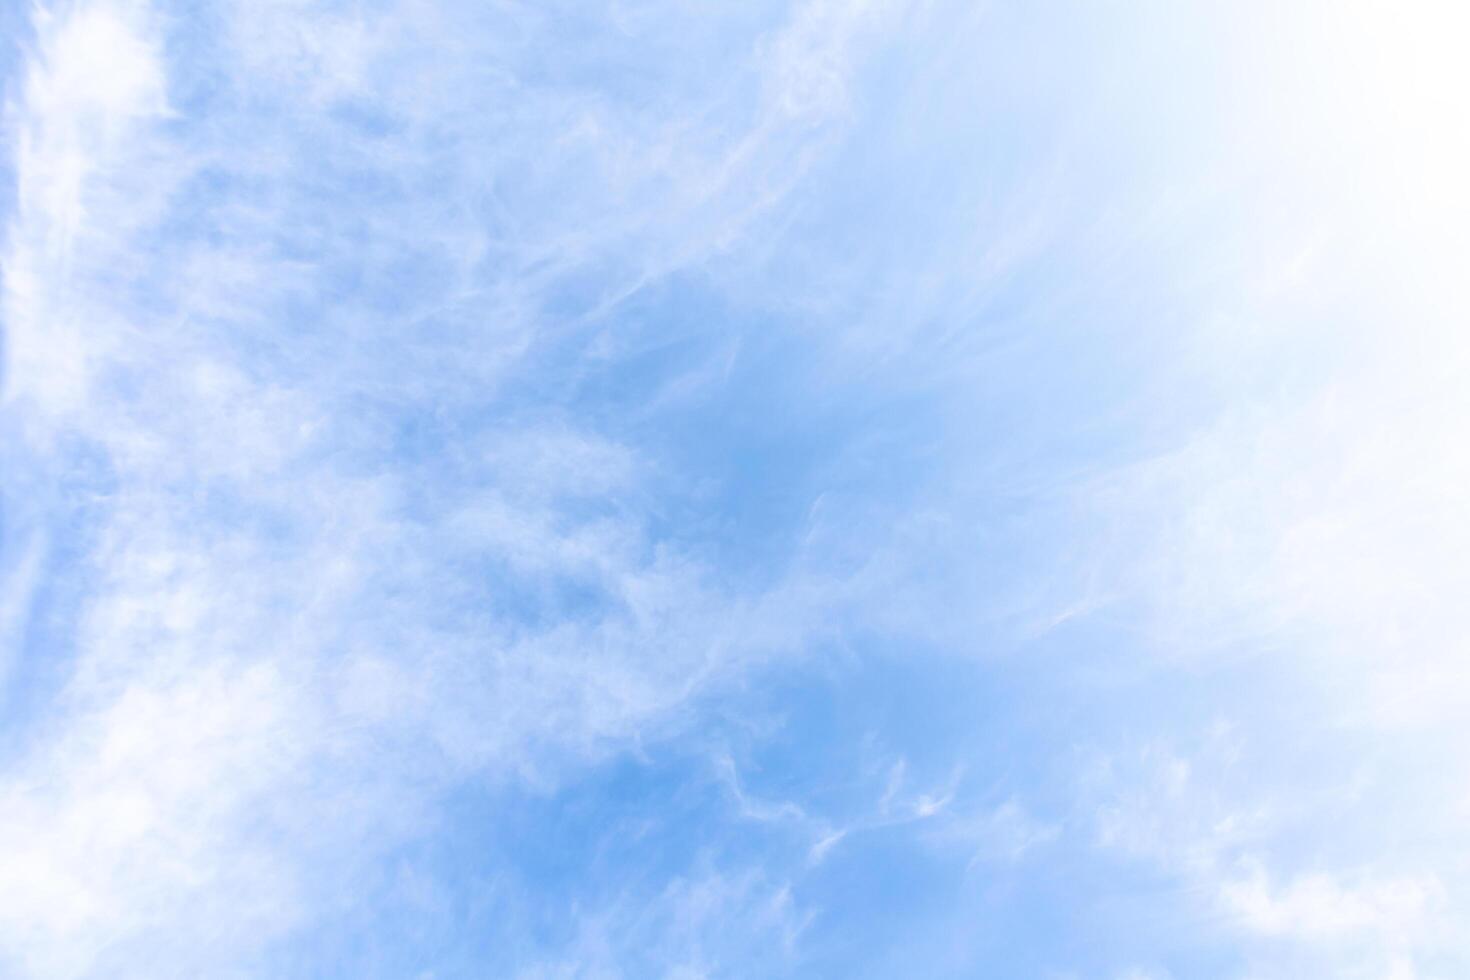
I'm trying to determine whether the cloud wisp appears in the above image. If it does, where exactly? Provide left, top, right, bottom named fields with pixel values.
left=3, top=1, right=1470, bottom=977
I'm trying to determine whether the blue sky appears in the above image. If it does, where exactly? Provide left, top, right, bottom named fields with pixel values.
left=2, top=1, right=1468, bottom=977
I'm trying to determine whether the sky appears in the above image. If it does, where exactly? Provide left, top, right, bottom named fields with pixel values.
left=1, top=0, right=1468, bottom=977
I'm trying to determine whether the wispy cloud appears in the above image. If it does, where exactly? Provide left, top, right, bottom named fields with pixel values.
left=4, top=0, right=1470, bottom=977
left=0, top=0, right=914, bottom=973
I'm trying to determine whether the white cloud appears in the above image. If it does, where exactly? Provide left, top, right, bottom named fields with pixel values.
left=0, top=0, right=910, bottom=973
left=1219, top=863, right=1443, bottom=944
left=3, top=1, right=170, bottom=421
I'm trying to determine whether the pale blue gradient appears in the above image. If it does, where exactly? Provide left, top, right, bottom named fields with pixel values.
left=2, top=1, right=1468, bottom=978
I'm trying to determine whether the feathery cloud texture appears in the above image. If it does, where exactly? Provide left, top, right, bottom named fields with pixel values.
left=2, top=0, right=1468, bottom=977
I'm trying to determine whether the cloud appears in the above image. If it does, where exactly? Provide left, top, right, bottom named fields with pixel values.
left=5, top=0, right=1470, bottom=976
left=0, top=0, right=916, bottom=973
left=1219, top=864, right=1443, bottom=944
